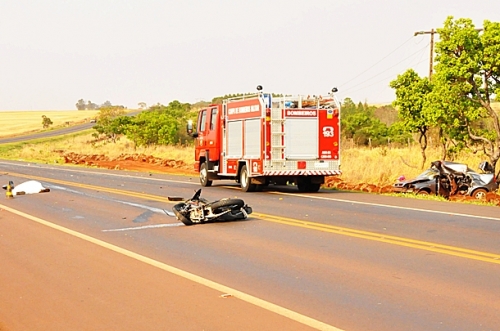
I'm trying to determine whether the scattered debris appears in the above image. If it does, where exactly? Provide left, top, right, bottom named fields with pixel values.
left=5, top=180, right=14, bottom=198
left=2, top=180, right=50, bottom=196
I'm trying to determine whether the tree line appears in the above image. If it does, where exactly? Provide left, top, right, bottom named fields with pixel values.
left=76, top=99, right=126, bottom=110
left=390, top=16, right=500, bottom=170
left=91, top=101, right=196, bottom=146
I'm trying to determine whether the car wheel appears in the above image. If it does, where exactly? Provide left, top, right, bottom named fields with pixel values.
left=417, top=190, right=430, bottom=195
left=472, top=188, right=487, bottom=199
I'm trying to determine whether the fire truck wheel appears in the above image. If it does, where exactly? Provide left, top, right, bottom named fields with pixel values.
left=240, top=165, right=256, bottom=192
left=200, top=162, right=213, bottom=187
left=297, top=180, right=321, bottom=193
left=307, top=183, right=321, bottom=192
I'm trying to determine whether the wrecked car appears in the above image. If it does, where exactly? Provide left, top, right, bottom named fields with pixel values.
left=393, top=160, right=498, bottom=199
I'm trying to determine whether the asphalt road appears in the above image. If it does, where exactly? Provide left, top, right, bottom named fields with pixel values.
left=1, top=160, right=499, bottom=331
left=0, top=110, right=141, bottom=144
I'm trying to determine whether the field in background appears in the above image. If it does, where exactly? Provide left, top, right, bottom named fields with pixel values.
left=0, top=110, right=100, bottom=137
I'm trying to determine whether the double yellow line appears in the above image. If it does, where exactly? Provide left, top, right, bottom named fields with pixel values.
left=6, top=171, right=500, bottom=265
left=252, top=213, right=500, bottom=265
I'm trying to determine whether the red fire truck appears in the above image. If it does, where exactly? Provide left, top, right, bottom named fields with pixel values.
left=187, top=86, right=341, bottom=192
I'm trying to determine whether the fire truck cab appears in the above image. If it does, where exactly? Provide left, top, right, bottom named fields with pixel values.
left=188, top=86, right=341, bottom=192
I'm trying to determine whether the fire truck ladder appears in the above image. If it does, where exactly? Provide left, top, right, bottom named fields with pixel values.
left=270, top=106, right=286, bottom=164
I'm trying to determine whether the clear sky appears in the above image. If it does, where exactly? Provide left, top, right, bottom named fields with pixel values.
left=0, top=0, right=499, bottom=110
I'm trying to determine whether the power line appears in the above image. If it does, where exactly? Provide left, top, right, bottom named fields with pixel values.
left=341, top=43, right=429, bottom=95
left=340, top=35, right=414, bottom=88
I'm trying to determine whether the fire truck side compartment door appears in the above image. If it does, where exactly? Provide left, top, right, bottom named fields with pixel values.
left=227, top=121, right=243, bottom=158
left=285, top=118, right=318, bottom=159
left=244, top=119, right=261, bottom=159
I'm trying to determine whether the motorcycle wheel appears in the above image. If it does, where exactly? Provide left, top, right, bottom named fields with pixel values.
left=210, top=199, right=245, bottom=213
left=172, top=203, right=194, bottom=226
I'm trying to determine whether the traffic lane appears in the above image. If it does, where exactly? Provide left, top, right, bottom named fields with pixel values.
left=0, top=209, right=318, bottom=331
left=0, top=111, right=141, bottom=144
left=4, top=158, right=500, bottom=221
left=134, top=219, right=500, bottom=331
left=243, top=190, right=500, bottom=254
left=5, top=187, right=500, bottom=331
left=0, top=123, right=95, bottom=143
left=1, top=181, right=179, bottom=237
left=3, top=163, right=500, bottom=255
left=3, top=164, right=500, bottom=256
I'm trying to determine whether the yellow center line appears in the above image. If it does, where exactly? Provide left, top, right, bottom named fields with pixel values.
left=6, top=172, right=500, bottom=265
left=6, top=172, right=172, bottom=203
left=252, top=212, right=500, bottom=265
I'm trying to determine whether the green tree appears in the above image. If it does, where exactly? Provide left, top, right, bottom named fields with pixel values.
left=92, top=106, right=128, bottom=142
left=340, top=97, right=357, bottom=117
left=341, top=99, right=390, bottom=146
left=390, top=69, right=432, bottom=168
left=427, top=17, right=500, bottom=172
left=87, top=100, right=99, bottom=110
left=124, top=100, right=194, bottom=147
left=76, top=99, right=86, bottom=110
left=41, top=115, right=53, bottom=129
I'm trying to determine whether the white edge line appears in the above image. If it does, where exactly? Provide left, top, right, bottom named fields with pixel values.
left=103, top=223, right=183, bottom=232
left=0, top=203, right=343, bottom=331
left=0, top=161, right=198, bottom=185
left=267, top=191, right=500, bottom=222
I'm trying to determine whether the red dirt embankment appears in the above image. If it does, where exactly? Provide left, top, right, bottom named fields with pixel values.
left=60, top=152, right=194, bottom=176
left=59, top=152, right=500, bottom=206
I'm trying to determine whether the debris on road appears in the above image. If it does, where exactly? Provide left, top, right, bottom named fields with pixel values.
left=2, top=180, right=50, bottom=196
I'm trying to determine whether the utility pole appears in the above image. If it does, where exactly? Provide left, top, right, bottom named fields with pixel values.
left=414, top=29, right=436, bottom=80
left=414, top=27, right=483, bottom=81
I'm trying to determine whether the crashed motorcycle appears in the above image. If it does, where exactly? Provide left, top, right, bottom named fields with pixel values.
left=165, top=189, right=252, bottom=226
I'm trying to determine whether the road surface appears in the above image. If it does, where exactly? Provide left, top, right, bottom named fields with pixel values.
left=1, top=160, right=499, bottom=330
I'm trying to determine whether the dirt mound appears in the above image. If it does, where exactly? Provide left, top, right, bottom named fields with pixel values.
left=59, top=152, right=196, bottom=176
left=324, top=176, right=394, bottom=194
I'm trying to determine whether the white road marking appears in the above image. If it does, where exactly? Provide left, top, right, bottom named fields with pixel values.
left=265, top=190, right=500, bottom=222
left=0, top=160, right=198, bottom=185
left=51, top=184, right=171, bottom=215
left=0, top=203, right=343, bottom=331
left=103, top=223, right=184, bottom=232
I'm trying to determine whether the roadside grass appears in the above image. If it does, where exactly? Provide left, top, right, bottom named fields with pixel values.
left=340, top=144, right=490, bottom=187
left=387, top=192, right=499, bottom=207
left=385, top=192, right=449, bottom=202
left=0, top=131, right=193, bottom=166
